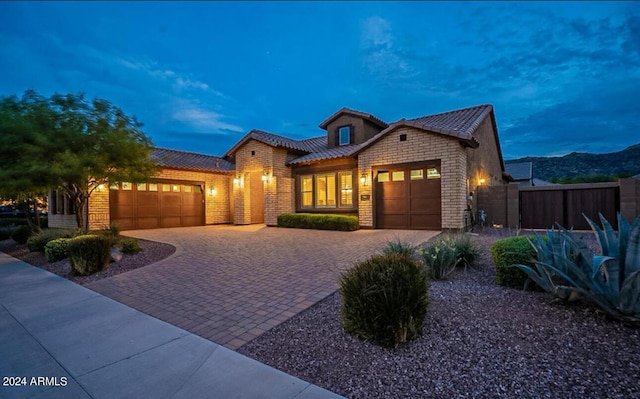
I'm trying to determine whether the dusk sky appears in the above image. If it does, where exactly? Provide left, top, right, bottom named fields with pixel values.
left=1, top=1, right=638, bottom=160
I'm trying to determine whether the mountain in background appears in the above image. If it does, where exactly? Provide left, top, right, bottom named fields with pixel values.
left=505, top=144, right=640, bottom=181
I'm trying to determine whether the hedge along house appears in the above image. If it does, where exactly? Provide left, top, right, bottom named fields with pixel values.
left=49, top=104, right=508, bottom=231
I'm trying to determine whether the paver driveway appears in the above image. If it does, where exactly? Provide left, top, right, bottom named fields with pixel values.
left=87, top=225, right=439, bottom=350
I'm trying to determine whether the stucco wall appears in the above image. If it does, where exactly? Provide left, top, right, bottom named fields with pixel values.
left=357, top=126, right=468, bottom=230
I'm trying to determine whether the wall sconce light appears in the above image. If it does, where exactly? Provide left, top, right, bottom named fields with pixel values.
left=261, top=174, right=267, bottom=182
left=233, top=176, right=240, bottom=186
left=360, top=173, right=367, bottom=186
left=478, top=178, right=486, bottom=186
left=209, top=187, right=217, bottom=196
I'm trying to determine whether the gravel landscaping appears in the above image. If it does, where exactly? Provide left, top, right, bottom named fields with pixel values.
left=0, top=237, right=175, bottom=285
left=239, top=228, right=640, bottom=399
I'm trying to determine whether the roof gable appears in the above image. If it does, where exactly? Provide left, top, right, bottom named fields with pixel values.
left=318, top=107, right=388, bottom=130
left=224, top=129, right=316, bottom=157
left=152, top=148, right=234, bottom=173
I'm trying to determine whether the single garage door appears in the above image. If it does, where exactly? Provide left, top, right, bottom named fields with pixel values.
left=375, top=162, right=441, bottom=230
left=109, top=181, right=204, bottom=230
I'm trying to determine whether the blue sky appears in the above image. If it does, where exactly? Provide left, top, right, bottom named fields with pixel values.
left=1, top=1, right=638, bottom=160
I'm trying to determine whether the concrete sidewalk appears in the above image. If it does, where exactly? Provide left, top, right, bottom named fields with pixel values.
left=0, top=252, right=343, bottom=399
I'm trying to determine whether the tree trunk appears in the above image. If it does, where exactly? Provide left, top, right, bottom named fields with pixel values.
left=73, top=193, right=89, bottom=232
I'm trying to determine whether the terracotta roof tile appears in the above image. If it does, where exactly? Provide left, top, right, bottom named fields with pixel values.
left=287, top=143, right=362, bottom=165
left=224, top=129, right=316, bottom=157
left=404, top=104, right=493, bottom=140
left=151, top=148, right=234, bottom=173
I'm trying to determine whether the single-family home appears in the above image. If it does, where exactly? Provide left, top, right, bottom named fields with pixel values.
left=49, top=104, right=509, bottom=232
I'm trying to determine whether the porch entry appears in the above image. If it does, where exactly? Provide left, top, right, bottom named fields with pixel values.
left=249, top=172, right=264, bottom=224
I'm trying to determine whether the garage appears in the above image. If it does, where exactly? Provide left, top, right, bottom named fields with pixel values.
left=109, top=180, right=204, bottom=230
left=375, top=161, right=442, bottom=230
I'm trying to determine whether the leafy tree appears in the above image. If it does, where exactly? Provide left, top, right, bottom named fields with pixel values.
left=0, top=90, right=160, bottom=231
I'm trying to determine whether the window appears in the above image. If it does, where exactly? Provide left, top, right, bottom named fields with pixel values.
left=339, top=172, right=353, bottom=207
left=316, top=174, right=336, bottom=207
left=338, top=126, right=351, bottom=146
left=137, top=183, right=147, bottom=191
left=110, top=182, right=119, bottom=190
left=122, top=182, right=132, bottom=190
left=410, top=169, right=424, bottom=180
left=299, top=171, right=355, bottom=210
left=172, top=184, right=180, bottom=192
left=377, top=172, right=390, bottom=182
left=427, top=168, right=441, bottom=179
left=51, top=190, right=58, bottom=215
left=148, top=183, right=158, bottom=192
left=162, top=184, right=171, bottom=192
left=184, top=185, right=192, bottom=193
left=301, top=176, right=313, bottom=208
left=392, top=171, right=405, bottom=181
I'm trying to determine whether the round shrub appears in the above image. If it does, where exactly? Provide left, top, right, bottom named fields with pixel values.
left=26, top=229, right=76, bottom=253
left=11, top=225, right=33, bottom=244
left=340, top=253, right=429, bottom=348
left=490, top=235, right=541, bottom=290
left=44, top=238, right=70, bottom=262
left=120, top=237, right=141, bottom=254
left=67, top=234, right=113, bottom=276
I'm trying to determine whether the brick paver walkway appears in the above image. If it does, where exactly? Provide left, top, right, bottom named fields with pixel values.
left=86, top=225, right=439, bottom=350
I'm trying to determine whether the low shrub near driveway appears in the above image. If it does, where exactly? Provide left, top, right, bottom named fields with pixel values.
left=10, top=225, right=32, bottom=244
left=44, top=238, right=70, bottom=262
left=26, top=228, right=77, bottom=252
left=67, top=234, right=114, bottom=276
left=277, top=213, right=359, bottom=231
left=340, top=253, right=429, bottom=348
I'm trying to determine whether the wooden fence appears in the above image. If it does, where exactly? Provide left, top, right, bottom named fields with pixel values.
left=476, top=178, right=640, bottom=230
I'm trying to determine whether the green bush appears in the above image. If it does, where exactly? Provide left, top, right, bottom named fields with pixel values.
left=0, top=226, right=18, bottom=240
left=420, top=240, right=457, bottom=280
left=277, top=213, right=359, bottom=231
left=383, top=240, right=418, bottom=258
left=490, top=235, right=539, bottom=289
left=120, top=237, right=141, bottom=254
left=67, top=235, right=114, bottom=276
left=340, top=253, right=429, bottom=348
left=11, top=225, right=33, bottom=244
left=44, top=238, right=70, bottom=262
left=449, top=234, right=480, bottom=269
left=26, top=229, right=76, bottom=252
left=0, top=218, right=28, bottom=227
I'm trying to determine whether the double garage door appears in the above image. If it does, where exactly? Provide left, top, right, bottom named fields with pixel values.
left=110, top=180, right=204, bottom=230
left=375, top=161, right=442, bottom=230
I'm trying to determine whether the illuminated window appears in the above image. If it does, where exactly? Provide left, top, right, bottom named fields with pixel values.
left=122, top=182, right=132, bottom=190
left=427, top=168, right=441, bottom=179
left=410, top=169, right=424, bottom=180
left=172, top=184, right=180, bottom=192
left=193, top=185, right=202, bottom=193
left=184, top=185, right=192, bottom=193
left=339, top=172, right=353, bottom=207
left=301, top=176, right=313, bottom=208
left=148, top=183, right=158, bottom=191
left=110, top=182, right=119, bottom=190
left=377, top=172, right=389, bottom=182
left=137, top=183, right=147, bottom=191
left=392, top=171, right=405, bottom=181
left=316, top=174, right=336, bottom=207
left=162, top=184, right=170, bottom=192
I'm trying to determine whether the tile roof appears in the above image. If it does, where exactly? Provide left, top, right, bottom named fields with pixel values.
left=318, top=107, right=388, bottom=129
left=403, top=104, right=493, bottom=140
left=151, top=148, right=234, bottom=173
left=287, top=143, right=363, bottom=165
left=224, top=129, right=315, bottom=157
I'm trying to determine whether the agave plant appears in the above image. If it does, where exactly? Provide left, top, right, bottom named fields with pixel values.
left=512, top=213, right=640, bottom=322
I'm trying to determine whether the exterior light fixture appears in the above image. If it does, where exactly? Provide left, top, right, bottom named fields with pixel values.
left=209, top=187, right=217, bottom=196
left=233, top=177, right=240, bottom=186
left=478, top=178, right=486, bottom=186
left=261, top=173, right=268, bottom=182
left=360, top=173, right=367, bottom=186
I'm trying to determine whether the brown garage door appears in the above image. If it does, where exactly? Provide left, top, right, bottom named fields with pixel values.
left=109, top=181, right=204, bottom=230
left=375, top=162, right=441, bottom=230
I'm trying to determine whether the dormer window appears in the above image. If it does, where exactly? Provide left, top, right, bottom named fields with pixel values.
left=338, top=126, right=351, bottom=146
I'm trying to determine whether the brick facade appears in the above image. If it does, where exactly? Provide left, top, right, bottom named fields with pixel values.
left=358, top=126, right=468, bottom=230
